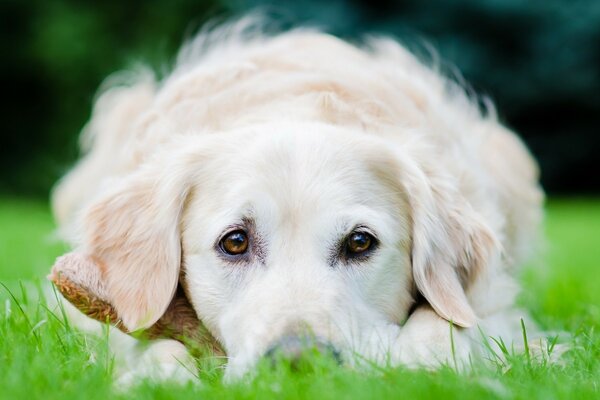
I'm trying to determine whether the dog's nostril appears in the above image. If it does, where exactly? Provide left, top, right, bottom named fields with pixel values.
left=264, top=335, right=342, bottom=368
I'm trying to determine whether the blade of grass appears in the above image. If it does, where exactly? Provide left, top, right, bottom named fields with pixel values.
left=521, top=318, right=531, bottom=368
left=0, top=281, right=41, bottom=347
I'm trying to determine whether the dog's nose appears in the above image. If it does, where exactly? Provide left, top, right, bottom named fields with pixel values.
left=264, top=335, right=342, bottom=368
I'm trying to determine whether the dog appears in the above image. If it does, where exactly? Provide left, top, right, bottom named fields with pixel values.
left=50, top=19, right=544, bottom=383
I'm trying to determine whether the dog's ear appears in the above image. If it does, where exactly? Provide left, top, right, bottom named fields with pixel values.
left=76, top=144, right=203, bottom=331
left=49, top=252, right=122, bottom=328
left=48, top=252, right=223, bottom=355
left=400, top=159, right=499, bottom=328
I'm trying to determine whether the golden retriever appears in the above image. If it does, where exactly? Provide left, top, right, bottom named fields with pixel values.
left=50, top=19, right=543, bottom=383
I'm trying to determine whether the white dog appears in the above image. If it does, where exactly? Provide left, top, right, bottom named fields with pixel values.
left=50, top=20, right=544, bottom=383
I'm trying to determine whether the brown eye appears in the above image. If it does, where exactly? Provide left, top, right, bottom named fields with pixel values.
left=346, top=231, right=374, bottom=255
left=220, top=230, right=249, bottom=255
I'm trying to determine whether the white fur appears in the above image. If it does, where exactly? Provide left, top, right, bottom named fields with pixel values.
left=52, top=20, right=544, bottom=383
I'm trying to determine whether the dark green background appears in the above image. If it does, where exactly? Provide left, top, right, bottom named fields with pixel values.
left=2, top=0, right=599, bottom=197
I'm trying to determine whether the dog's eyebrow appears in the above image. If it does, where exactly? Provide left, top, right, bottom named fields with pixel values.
left=351, top=224, right=379, bottom=240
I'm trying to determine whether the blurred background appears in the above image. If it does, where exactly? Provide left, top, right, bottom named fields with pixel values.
left=2, top=0, right=599, bottom=198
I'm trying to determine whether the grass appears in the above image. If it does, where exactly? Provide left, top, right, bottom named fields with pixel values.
left=0, top=197, right=598, bottom=399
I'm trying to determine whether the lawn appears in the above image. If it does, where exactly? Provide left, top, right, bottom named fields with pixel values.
left=0, top=198, right=598, bottom=399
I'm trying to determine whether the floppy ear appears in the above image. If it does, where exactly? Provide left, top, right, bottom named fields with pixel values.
left=49, top=252, right=224, bottom=355
left=401, top=162, right=499, bottom=328
left=78, top=147, right=198, bottom=331
left=49, top=252, right=122, bottom=329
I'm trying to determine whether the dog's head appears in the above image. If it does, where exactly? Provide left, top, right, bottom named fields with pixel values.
left=61, top=122, right=497, bottom=378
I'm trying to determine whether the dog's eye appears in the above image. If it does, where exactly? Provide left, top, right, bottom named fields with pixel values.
left=345, top=231, right=375, bottom=256
left=220, top=230, right=249, bottom=255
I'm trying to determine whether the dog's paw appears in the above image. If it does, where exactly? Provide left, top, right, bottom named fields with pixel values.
left=115, top=360, right=198, bottom=388
left=391, top=305, right=472, bottom=369
left=114, top=339, right=198, bottom=388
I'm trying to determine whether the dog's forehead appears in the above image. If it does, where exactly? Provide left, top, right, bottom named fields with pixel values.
left=220, top=126, right=401, bottom=209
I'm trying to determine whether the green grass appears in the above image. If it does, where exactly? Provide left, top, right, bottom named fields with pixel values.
left=0, top=198, right=598, bottom=399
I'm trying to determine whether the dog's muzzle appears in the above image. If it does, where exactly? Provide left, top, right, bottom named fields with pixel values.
left=264, top=335, right=342, bottom=368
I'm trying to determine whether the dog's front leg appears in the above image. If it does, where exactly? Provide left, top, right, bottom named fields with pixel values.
left=112, top=335, right=198, bottom=387
left=389, top=304, right=474, bottom=369
left=51, top=289, right=198, bottom=387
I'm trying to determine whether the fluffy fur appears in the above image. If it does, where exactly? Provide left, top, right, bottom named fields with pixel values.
left=51, top=19, right=543, bottom=382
